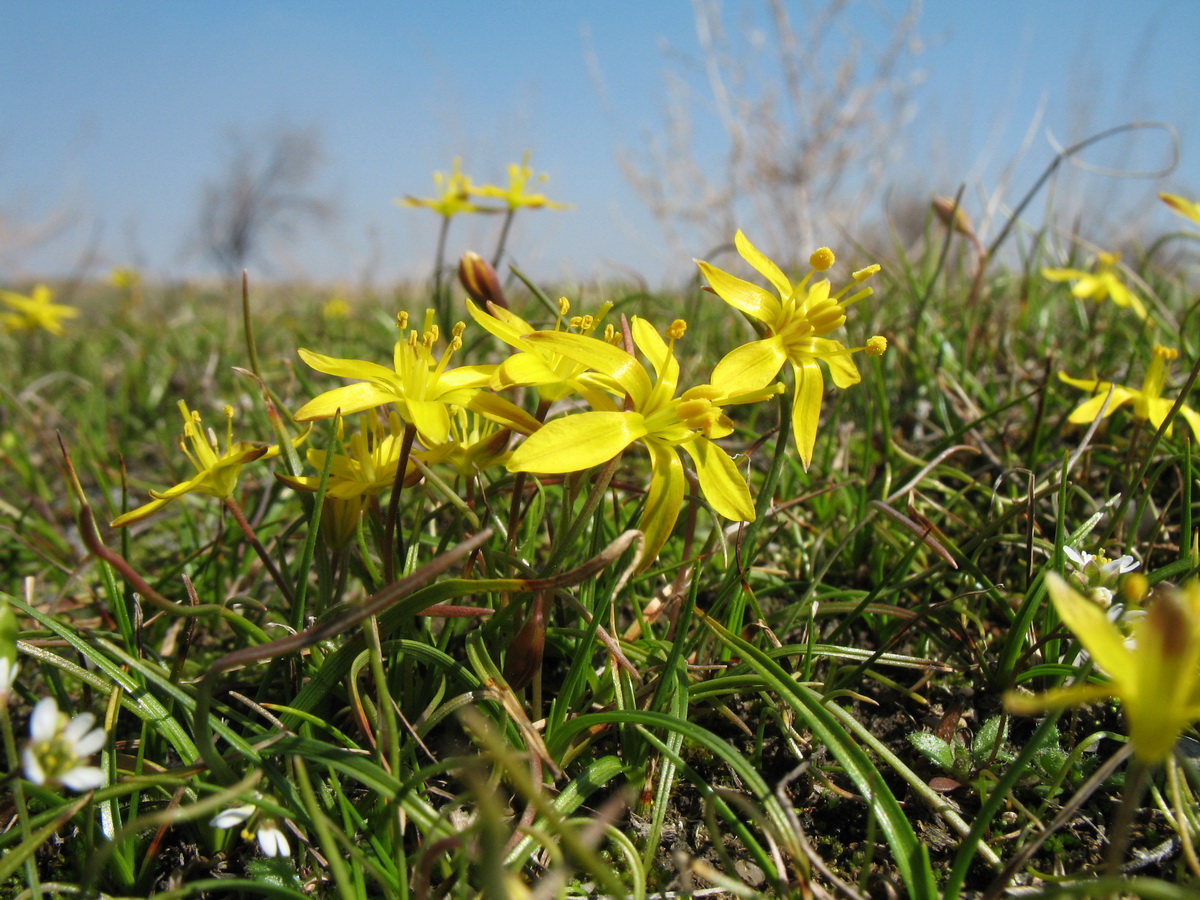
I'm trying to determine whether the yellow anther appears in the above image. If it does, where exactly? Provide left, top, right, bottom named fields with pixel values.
left=223, top=404, right=234, bottom=419
left=569, top=316, right=583, bottom=330
left=810, top=247, right=836, bottom=271
left=1098, top=251, right=1120, bottom=268
left=1152, top=345, right=1179, bottom=361
left=866, top=335, right=888, bottom=356
left=603, top=324, right=617, bottom=343
left=396, top=311, right=409, bottom=331
left=852, top=264, right=882, bottom=283
left=580, top=315, right=594, bottom=332
left=665, top=319, right=687, bottom=340
left=558, top=297, right=571, bottom=317
left=452, top=321, right=466, bottom=338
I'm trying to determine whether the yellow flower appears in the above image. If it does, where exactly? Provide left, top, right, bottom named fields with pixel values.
left=507, top=317, right=775, bottom=568
left=111, top=401, right=294, bottom=527
left=0, top=284, right=80, bottom=335
left=295, top=310, right=541, bottom=447
left=467, top=297, right=617, bottom=404
left=397, top=157, right=488, bottom=218
left=1006, top=574, right=1200, bottom=766
left=108, top=267, right=143, bottom=289
left=1160, top=192, right=1200, bottom=225
left=695, top=231, right=885, bottom=469
left=1041, top=251, right=1148, bottom=320
left=1059, top=345, right=1200, bottom=440
left=322, top=294, right=350, bottom=320
left=277, top=412, right=424, bottom=551
left=471, top=151, right=570, bottom=211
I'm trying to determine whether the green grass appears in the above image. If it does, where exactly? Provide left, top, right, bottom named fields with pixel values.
left=1, top=206, right=1199, bottom=899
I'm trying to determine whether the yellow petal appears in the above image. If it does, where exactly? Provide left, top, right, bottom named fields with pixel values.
left=1041, top=267, right=1088, bottom=283
left=507, top=411, right=645, bottom=474
left=495, top=352, right=564, bottom=390
left=630, top=316, right=678, bottom=388
left=465, top=391, right=543, bottom=435
left=734, top=230, right=793, bottom=301
left=1160, top=192, right=1200, bottom=225
left=640, top=441, right=685, bottom=569
left=712, top=338, right=787, bottom=395
left=406, top=398, right=452, bottom=446
left=682, top=438, right=754, bottom=522
left=811, top=338, right=861, bottom=389
left=298, top=348, right=398, bottom=383
left=1046, top=573, right=1135, bottom=685
left=295, top=383, right=398, bottom=421
left=791, top=359, right=825, bottom=471
left=695, top=259, right=783, bottom=325
left=110, top=496, right=174, bottom=528
left=1004, top=682, right=1116, bottom=715
left=525, top=331, right=652, bottom=405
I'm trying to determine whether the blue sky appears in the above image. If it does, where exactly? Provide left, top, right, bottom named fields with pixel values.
left=3, top=1, right=1197, bottom=286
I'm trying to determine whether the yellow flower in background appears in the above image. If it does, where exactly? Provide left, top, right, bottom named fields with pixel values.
left=111, top=401, right=296, bottom=527
left=1059, top=345, right=1200, bottom=440
left=507, top=317, right=775, bottom=568
left=1, top=284, right=80, bottom=336
left=472, top=151, right=570, bottom=211
left=397, top=157, right=488, bottom=218
left=1041, top=251, right=1148, bottom=320
left=1006, top=574, right=1200, bottom=766
left=467, top=297, right=618, bottom=404
left=696, top=231, right=885, bottom=470
left=322, top=294, right=350, bottom=320
left=1160, top=192, right=1200, bottom=225
left=108, top=267, right=142, bottom=290
left=295, top=310, right=541, bottom=447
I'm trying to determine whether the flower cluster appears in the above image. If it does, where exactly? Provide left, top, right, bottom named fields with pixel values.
left=267, top=234, right=886, bottom=569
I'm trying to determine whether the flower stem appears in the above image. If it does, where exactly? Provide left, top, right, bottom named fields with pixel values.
left=491, top=208, right=516, bottom=269
left=223, top=497, right=296, bottom=608
left=383, top=422, right=418, bottom=583
left=0, top=702, right=42, bottom=900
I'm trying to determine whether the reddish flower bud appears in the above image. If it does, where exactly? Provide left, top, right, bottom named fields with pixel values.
left=458, top=251, right=508, bottom=310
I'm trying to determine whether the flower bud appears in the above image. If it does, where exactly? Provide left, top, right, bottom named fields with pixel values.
left=932, top=197, right=976, bottom=239
left=458, top=251, right=508, bottom=310
left=503, top=593, right=547, bottom=691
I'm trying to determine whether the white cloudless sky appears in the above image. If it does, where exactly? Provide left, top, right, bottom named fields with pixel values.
left=2, top=0, right=1197, bottom=286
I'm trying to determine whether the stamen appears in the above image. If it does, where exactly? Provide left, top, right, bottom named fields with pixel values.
left=810, top=247, right=836, bottom=271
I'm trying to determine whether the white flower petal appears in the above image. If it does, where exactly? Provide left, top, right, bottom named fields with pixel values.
left=0, top=658, right=17, bottom=697
left=23, top=746, right=46, bottom=785
left=60, top=765, right=106, bottom=792
left=30, top=697, right=60, bottom=742
left=63, top=711, right=96, bottom=744
left=71, top=726, right=108, bottom=759
left=1063, top=546, right=1087, bottom=567
left=257, top=824, right=290, bottom=858
left=210, top=804, right=255, bottom=829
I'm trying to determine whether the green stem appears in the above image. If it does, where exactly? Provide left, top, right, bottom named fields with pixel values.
left=491, top=208, right=516, bottom=269
left=0, top=702, right=41, bottom=900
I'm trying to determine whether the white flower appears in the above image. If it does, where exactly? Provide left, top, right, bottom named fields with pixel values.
left=22, top=696, right=106, bottom=791
left=211, top=802, right=291, bottom=858
left=1063, top=547, right=1140, bottom=606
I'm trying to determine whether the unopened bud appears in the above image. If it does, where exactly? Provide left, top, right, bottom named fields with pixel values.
left=458, top=251, right=508, bottom=310
left=932, top=197, right=976, bottom=239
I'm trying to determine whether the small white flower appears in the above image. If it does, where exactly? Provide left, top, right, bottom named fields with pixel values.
left=256, top=820, right=290, bottom=858
left=22, top=696, right=106, bottom=792
left=1064, top=547, right=1140, bottom=607
left=211, top=801, right=292, bottom=858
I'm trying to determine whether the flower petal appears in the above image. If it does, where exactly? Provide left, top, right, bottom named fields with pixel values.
left=294, top=383, right=399, bottom=421
left=712, top=337, right=787, bottom=395
left=791, top=359, right=825, bottom=471
left=298, top=348, right=398, bottom=383
left=60, top=765, right=106, bottom=792
left=524, top=331, right=652, bottom=405
left=695, top=260, right=783, bottom=324
left=1047, top=573, right=1135, bottom=685
left=640, top=441, right=685, bottom=568
left=734, top=230, right=794, bottom=301
left=508, top=412, right=645, bottom=474
left=30, top=696, right=60, bottom=742
left=681, top=438, right=754, bottom=522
